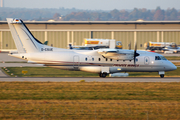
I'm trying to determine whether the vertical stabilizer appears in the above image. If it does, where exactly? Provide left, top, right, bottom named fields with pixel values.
left=7, top=18, right=43, bottom=53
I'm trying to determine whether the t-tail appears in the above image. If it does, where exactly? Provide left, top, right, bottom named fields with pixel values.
left=7, top=18, right=45, bottom=53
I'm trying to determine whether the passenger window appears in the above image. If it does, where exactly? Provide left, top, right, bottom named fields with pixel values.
left=92, top=58, right=94, bottom=61
left=106, top=58, right=108, bottom=61
left=110, top=59, right=112, bottom=61
left=99, top=58, right=101, bottom=61
left=85, top=58, right=87, bottom=61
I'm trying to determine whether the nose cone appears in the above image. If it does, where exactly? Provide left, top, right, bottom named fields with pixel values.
left=168, top=62, right=177, bottom=71
left=171, top=64, right=177, bottom=71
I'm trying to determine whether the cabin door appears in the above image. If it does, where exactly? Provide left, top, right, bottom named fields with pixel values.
left=73, top=55, right=79, bottom=69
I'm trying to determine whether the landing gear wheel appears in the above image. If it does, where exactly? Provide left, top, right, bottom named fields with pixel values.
left=99, top=73, right=102, bottom=77
left=102, top=73, right=107, bottom=78
left=99, top=73, right=107, bottom=78
left=160, top=74, right=164, bottom=78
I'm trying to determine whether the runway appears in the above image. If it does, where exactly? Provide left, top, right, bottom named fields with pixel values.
left=0, top=77, right=180, bottom=82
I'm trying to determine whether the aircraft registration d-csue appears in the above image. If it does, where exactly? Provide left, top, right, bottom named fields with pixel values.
left=7, top=18, right=177, bottom=78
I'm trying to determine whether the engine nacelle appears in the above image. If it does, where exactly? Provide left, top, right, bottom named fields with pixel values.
left=98, top=49, right=134, bottom=60
left=102, top=53, right=134, bottom=60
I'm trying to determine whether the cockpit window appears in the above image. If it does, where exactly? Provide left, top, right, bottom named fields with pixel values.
left=155, top=56, right=161, bottom=60
left=160, top=56, right=167, bottom=60
left=155, top=56, right=167, bottom=60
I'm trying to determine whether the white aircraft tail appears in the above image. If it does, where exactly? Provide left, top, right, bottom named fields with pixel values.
left=7, top=18, right=43, bottom=53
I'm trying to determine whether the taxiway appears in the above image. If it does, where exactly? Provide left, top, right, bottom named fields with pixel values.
left=0, top=77, right=180, bottom=82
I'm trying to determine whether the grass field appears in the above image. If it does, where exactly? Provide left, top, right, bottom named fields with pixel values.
left=173, top=62, right=180, bottom=66
left=2, top=66, right=180, bottom=77
left=0, top=82, right=180, bottom=119
left=164, top=56, right=180, bottom=60
left=1, top=61, right=180, bottom=119
left=2, top=67, right=99, bottom=77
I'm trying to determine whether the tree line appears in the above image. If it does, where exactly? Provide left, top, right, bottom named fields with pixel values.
left=61, top=7, right=180, bottom=21
left=0, top=7, right=180, bottom=21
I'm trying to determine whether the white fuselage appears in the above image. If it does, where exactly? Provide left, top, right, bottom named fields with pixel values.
left=10, top=49, right=177, bottom=74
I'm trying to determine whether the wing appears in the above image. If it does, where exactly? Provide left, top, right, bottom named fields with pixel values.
left=98, top=49, right=134, bottom=60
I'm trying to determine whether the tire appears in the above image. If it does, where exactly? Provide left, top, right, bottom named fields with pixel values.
left=102, top=73, right=107, bottom=78
left=160, top=74, right=164, bottom=78
left=99, top=73, right=102, bottom=77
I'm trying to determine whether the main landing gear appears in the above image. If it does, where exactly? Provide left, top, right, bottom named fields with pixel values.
left=99, top=73, right=107, bottom=78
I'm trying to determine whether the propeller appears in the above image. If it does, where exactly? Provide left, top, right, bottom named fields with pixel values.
left=134, top=42, right=140, bottom=66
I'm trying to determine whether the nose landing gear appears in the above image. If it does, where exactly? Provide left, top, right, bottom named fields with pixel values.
left=160, top=74, right=164, bottom=78
left=159, top=71, right=165, bottom=78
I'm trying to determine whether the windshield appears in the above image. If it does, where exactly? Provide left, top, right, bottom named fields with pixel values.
left=155, top=56, right=167, bottom=60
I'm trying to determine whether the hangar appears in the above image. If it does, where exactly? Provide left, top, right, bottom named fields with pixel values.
left=0, top=20, right=180, bottom=51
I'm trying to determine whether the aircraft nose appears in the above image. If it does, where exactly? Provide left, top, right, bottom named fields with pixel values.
left=172, top=64, right=177, bottom=70
left=169, top=62, right=177, bottom=71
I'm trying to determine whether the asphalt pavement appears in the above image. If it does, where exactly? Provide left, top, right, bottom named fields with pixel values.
left=0, top=77, right=180, bottom=82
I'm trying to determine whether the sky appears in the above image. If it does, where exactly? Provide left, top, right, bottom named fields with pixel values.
left=3, top=0, right=180, bottom=10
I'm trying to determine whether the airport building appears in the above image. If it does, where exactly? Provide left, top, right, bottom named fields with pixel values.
left=0, top=20, right=180, bottom=51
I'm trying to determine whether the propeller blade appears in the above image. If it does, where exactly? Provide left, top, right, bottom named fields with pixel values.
left=133, top=42, right=140, bottom=66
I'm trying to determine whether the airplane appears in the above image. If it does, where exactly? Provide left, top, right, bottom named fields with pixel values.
left=69, top=39, right=122, bottom=50
left=69, top=44, right=109, bottom=50
left=162, top=45, right=180, bottom=53
left=7, top=18, right=177, bottom=78
left=43, top=41, right=48, bottom=45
